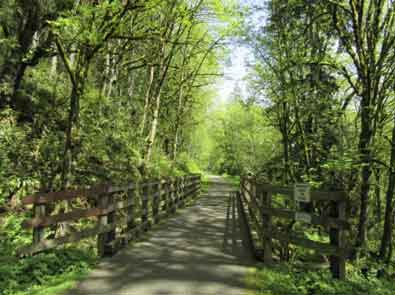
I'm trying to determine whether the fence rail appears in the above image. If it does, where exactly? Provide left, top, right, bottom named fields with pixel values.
left=17, top=174, right=201, bottom=256
left=238, top=176, right=350, bottom=279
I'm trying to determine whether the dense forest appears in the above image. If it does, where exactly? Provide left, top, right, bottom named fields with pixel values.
left=0, top=0, right=232, bottom=293
left=1, top=0, right=395, bottom=294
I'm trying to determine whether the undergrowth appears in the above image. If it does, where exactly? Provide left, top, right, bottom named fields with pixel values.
left=0, top=158, right=202, bottom=295
left=248, top=263, right=395, bottom=295
left=0, top=208, right=98, bottom=295
left=0, top=244, right=96, bottom=295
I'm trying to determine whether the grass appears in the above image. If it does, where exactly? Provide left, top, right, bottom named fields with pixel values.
left=0, top=212, right=98, bottom=295
left=13, top=267, right=91, bottom=295
left=247, top=263, right=395, bottom=295
left=0, top=246, right=97, bottom=295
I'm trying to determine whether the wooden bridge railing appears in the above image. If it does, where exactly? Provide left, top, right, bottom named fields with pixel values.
left=238, top=176, right=350, bottom=279
left=17, top=174, right=201, bottom=256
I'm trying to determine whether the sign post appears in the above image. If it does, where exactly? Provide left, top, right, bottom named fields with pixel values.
left=294, top=183, right=311, bottom=203
left=294, top=183, right=311, bottom=223
left=295, top=212, right=312, bottom=223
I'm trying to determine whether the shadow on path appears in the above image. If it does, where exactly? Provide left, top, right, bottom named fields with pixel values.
left=67, top=176, right=255, bottom=295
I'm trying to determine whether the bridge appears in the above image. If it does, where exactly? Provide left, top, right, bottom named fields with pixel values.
left=19, top=175, right=256, bottom=294
left=18, top=174, right=350, bottom=294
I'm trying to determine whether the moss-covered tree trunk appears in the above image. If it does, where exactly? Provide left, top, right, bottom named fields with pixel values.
left=380, top=117, right=395, bottom=261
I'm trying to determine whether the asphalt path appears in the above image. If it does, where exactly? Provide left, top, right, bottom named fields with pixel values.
left=67, top=176, right=255, bottom=295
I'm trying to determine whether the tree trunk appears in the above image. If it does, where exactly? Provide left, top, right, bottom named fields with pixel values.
left=60, top=84, right=81, bottom=189
left=0, top=7, right=39, bottom=105
left=51, top=56, right=58, bottom=76
left=140, top=65, right=155, bottom=136
left=172, top=73, right=184, bottom=161
left=101, top=53, right=111, bottom=97
left=379, top=117, right=395, bottom=260
left=356, top=96, right=374, bottom=248
left=281, top=102, right=291, bottom=184
left=374, top=167, right=382, bottom=224
left=145, top=89, right=162, bottom=162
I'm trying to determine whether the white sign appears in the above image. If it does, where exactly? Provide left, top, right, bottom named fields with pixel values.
left=295, top=212, right=312, bottom=223
left=294, top=183, right=311, bottom=203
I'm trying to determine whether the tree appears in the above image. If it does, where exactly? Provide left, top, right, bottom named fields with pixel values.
left=326, top=0, right=395, bottom=248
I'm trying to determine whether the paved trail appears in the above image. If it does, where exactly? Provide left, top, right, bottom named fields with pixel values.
left=68, top=176, right=255, bottom=295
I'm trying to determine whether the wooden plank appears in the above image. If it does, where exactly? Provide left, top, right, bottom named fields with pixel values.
left=107, top=198, right=135, bottom=212
left=17, top=223, right=116, bottom=256
left=127, top=189, right=135, bottom=232
left=22, top=184, right=109, bottom=205
left=22, top=198, right=135, bottom=229
left=180, top=177, right=185, bottom=205
left=33, top=204, right=46, bottom=245
left=23, top=208, right=106, bottom=229
left=97, top=193, right=110, bottom=258
left=108, top=183, right=136, bottom=193
left=152, top=181, right=160, bottom=224
left=262, top=190, right=273, bottom=264
left=270, top=228, right=349, bottom=256
left=140, top=181, right=159, bottom=188
left=169, top=179, right=176, bottom=214
left=161, top=180, right=169, bottom=212
left=330, top=200, right=347, bottom=279
left=258, top=184, right=347, bottom=202
left=123, top=220, right=150, bottom=241
left=236, top=191, right=260, bottom=257
left=174, top=178, right=181, bottom=208
left=141, top=182, right=149, bottom=231
left=183, top=186, right=199, bottom=198
left=241, top=191, right=261, bottom=220
left=159, top=187, right=178, bottom=195
left=21, top=175, right=201, bottom=205
left=241, top=183, right=253, bottom=197
left=240, top=190, right=264, bottom=240
left=105, top=194, right=116, bottom=256
left=260, top=207, right=351, bottom=230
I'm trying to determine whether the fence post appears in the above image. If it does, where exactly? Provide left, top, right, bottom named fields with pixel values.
left=197, top=175, right=201, bottom=198
left=330, top=199, right=346, bottom=279
left=107, top=193, right=116, bottom=254
left=262, top=186, right=273, bottom=264
left=167, top=179, right=172, bottom=213
left=152, top=179, right=160, bottom=224
left=240, top=177, right=244, bottom=199
left=175, top=177, right=180, bottom=210
left=169, top=178, right=175, bottom=214
left=141, top=180, right=149, bottom=231
left=160, top=179, right=166, bottom=215
left=180, top=176, right=186, bottom=206
left=97, top=190, right=116, bottom=257
left=33, top=202, right=46, bottom=246
left=127, top=186, right=136, bottom=240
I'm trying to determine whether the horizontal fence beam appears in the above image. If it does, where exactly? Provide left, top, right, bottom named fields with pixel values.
left=260, top=207, right=350, bottom=230
left=21, top=175, right=201, bottom=205
left=258, top=183, right=347, bottom=202
left=240, top=176, right=350, bottom=280
left=17, top=174, right=202, bottom=256
left=22, top=185, right=108, bottom=205
left=270, top=228, right=350, bottom=256
left=18, top=223, right=116, bottom=256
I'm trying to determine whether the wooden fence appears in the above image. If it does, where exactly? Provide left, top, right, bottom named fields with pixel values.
left=17, top=174, right=201, bottom=257
left=239, top=176, right=350, bottom=279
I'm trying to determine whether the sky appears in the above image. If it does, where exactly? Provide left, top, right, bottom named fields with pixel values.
left=215, top=44, right=251, bottom=104
left=214, top=0, right=267, bottom=105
